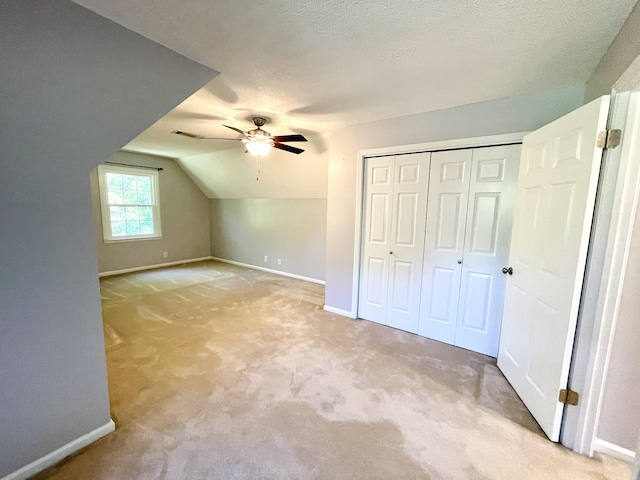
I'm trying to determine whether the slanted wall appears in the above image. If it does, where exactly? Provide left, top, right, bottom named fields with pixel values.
left=0, top=1, right=216, bottom=477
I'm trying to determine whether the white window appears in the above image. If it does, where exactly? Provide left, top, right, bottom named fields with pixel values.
left=97, top=164, right=161, bottom=242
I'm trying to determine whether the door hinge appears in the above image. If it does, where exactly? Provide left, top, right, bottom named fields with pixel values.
left=559, top=388, right=579, bottom=406
left=597, top=129, right=622, bottom=149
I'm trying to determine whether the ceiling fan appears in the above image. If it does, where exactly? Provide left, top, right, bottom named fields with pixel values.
left=172, top=116, right=307, bottom=156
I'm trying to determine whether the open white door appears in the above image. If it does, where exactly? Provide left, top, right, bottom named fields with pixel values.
left=497, top=96, right=610, bottom=441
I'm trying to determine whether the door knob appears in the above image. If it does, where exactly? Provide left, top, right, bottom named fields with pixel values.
left=457, top=260, right=462, bottom=264
left=389, top=251, right=394, bottom=255
left=502, top=267, right=513, bottom=275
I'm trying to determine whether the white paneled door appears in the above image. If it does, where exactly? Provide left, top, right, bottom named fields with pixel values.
left=497, top=96, right=610, bottom=441
left=455, top=145, right=521, bottom=356
left=419, top=149, right=472, bottom=343
left=359, top=153, right=430, bottom=333
left=419, top=145, right=520, bottom=356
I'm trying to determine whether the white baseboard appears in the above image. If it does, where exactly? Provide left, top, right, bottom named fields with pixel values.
left=593, top=438, right=636, bottom=463
left=2, top=420, right=115, bottom=480
left=323, top=305, right=357, bottom=318
left=210, top=256, right=325, bottom=285
left=98, top=256, right=213, bottom=277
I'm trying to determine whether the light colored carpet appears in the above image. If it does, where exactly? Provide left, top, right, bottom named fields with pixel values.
left=33, top=261, right=631, bottom=479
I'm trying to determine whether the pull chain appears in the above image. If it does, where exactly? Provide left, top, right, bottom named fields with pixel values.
left=256, top=157, right=261, bottom=181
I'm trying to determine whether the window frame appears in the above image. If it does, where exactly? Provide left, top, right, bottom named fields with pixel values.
left=97, top=164, right=162, bottom=242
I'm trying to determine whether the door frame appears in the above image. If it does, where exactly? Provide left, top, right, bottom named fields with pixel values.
left=562, top=58, right=640, bottom=458
left=351, top=132, right=529, bottom=318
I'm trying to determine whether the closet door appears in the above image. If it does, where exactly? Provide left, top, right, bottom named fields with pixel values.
left=455, top=145, right=521, bottom=357
left=358, top=153, right=430, bottom=333
left=358, top=156, right=394, bottom=325
left=418, top=150, right=472, bottom=343
left=386, top=153, right=430, bottom=333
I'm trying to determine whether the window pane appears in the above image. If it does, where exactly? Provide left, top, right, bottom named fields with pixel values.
left=140, top=221, right=154, bottom=234
left=109, top=206, right=125, bottom=221
left=108, top=190, right=123, bottom=205
left=136, top=177, right=151, bottom=192
left=126, top=222, right=141, bottom=236
left=139, top=207, right=153, bottom=221
left=125, top=207, right=139, bottom=221
left=111, top=221, right=126, bottom=236
left=137, top=191, right=152, bottom=205
left=123, top=190, right=138, bottom=204
left=122, top=175, right=137, bottom=191
left=106, top=173, right=123, bottom=190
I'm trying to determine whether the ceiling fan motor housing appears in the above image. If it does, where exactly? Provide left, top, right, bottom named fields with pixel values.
left=252, top=116, right=267, bottom=127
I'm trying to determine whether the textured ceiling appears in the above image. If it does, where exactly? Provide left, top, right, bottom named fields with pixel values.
left=74, top=0, right=638, bottom=159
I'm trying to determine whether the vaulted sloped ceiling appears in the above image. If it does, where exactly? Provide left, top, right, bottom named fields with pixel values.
left=73, top=0, right=638, bottom=196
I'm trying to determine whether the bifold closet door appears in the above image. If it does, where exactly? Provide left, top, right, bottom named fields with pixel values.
left=358, top=153, right=430, bottom=333
left=455, top=144, right=521, bottom=357
left=418, top=150, right=472, bottom=343
left=419, top=145, right=520, bottom=356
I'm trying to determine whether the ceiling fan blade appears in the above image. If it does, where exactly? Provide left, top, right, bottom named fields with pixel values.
left=272, top=134, right=307, bottom=143
left=223, top=124, right=248, bottom=136
left=172, top=131, right=241, bottom=141
left=274, top=143, right=305, bottom=155
left=199, top=137, right=242, bottom=141
left=172, top=130, right=204, bottom=139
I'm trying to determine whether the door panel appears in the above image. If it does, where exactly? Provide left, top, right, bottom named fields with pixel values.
left=389, top=261, right=413, bottom=312
left=455, top=144, right=521, bottom=357
left=368, top=194, right=389, bottom=243
left=395, top=193, right=419, bottom=246
left=364, top=257, right=387, bottom=308
left=387, top=153, right=430, bottom=333
left=358, top=157, right=394, bottom=324
left=497, top=96, right=610, bottom=441
left=419, top=150, right=472, bottom=343
left=428, top=267, right=458, bottom=322
left=460, top=272, right=492, bottom=332
left=467, top=193, right=500, bottom=254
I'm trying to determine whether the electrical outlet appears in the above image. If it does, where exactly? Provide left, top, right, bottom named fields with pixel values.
left=277, top=259, right=282, bottom=265
left=264, top=255, right=268, bottom=262
left=163, top=252, right=168, bottom=258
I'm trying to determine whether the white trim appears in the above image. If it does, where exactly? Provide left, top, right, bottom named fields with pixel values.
left=97, top=164, right=162, bottom=242
left=593, top=438, right=636, bottom=463
left=358, top=132, right=529, bottom=158
left=350, top=148, right=366, bottom=317
left=1, top=420, right=115, bottom=480
left=323, top=305, right=357, bottom=318
left=350, top=132, right=529, bottom=320
left=210, top=256, right=325, bottom=285
left=98, top=257, right=213, bottom=277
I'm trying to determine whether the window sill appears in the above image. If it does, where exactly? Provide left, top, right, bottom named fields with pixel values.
left=103, top=235, right=162, bottom=244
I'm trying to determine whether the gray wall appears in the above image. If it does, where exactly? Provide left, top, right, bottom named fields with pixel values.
left=586, top=1, right=640, bottom=100
left=0, top=1, right=215, bottom=478
left=182, top=134, right=329, bottom=283
left=91, top=152, right=210, bottom=273
left=210, top=199, right=327, bottom=281
left=597, top=195, right=640, bottom=451
left=324, top=85, right=586, bottom=313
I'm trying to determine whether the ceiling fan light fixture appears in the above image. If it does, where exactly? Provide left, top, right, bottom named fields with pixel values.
left=245, top=140, right=272, bottom=157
